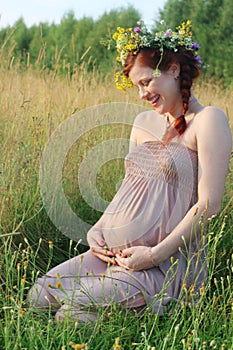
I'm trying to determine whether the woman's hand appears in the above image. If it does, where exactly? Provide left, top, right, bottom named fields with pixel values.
left=87, top=229, right=116, bottom=265
left=115, top=246, right=156, bottom=271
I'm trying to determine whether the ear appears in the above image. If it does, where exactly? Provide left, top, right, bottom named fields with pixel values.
left=168, top=63, right=180, bottom=78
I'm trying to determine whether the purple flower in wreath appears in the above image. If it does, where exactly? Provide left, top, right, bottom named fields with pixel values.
left=133, top=26, right=141, bottom=33
left=191, top=42, right=201, bottom=50
left=195, top=55, right=202, bottom=66
left=165, top=29, right=172, bottom=36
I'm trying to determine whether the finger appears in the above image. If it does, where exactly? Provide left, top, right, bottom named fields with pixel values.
left=91, top=247, right=114, bottom=257
left=91, top=251, right=116, bottom=264
left=115, top=257, right=134, bottom=271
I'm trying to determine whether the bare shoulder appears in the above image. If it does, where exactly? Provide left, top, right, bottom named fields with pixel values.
left=195, top=106, right=230, bottom=127
left=133, top=110, right=164, bottom=126
left=194, top=106, right=232, bottom=150
left=132, top=110, right=166, bottom=144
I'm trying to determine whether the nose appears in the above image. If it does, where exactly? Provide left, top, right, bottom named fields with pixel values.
left=139, top=87, right=149, bottom=100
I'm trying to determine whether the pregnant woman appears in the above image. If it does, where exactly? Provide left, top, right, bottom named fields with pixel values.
left=27, top=21, right=232, bottom=322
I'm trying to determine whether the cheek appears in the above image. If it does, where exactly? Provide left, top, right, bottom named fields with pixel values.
left=164, top=79, right=179, bottom=96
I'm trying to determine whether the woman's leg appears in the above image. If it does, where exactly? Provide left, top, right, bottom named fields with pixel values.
left=54, top=266, right=147, bottom=321
left=27, top=250, right=108, bottom=309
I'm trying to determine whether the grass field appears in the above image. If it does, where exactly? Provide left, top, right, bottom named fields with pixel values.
left=0, top=66, right=233, bottom=349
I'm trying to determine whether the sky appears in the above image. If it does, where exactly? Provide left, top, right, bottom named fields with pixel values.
left=0, top=0, right=167, bottom=29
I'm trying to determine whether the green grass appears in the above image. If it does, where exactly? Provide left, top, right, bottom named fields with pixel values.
left=0, top=65, right=233, bottom=349
left=0, top=214, right=232, bottom=349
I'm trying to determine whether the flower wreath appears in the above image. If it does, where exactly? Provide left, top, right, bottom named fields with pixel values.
left=111, top=20, right=201, bottom=91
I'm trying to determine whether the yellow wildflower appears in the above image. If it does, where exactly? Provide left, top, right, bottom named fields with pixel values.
left=56, top=281, right=61, bottom=289
left=117, top=27, right=125, bottom=34
left=113, top=338, right=122, bottom=350
left=199, top=282, right=205, bottom=295
left=19, top=310, right=26, bottom=316
left=189, top=285, right=195, bottom=296
left=112, top=33, right=119, bottom=40
left=72, top=344, right=86, bottom=349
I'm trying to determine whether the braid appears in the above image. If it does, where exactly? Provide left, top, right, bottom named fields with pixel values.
left=180, top=62, right=193, bottom=115
left=171, top=61, right=193, bottom=138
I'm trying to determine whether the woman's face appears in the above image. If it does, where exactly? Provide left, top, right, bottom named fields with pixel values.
left=129, top=61, right=183, bottom=117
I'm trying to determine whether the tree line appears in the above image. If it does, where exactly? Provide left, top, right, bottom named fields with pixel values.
left=0, top=1, right=232, bottom=85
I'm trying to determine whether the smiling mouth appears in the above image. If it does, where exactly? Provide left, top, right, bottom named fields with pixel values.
left=150, top=95, right=160, bottom=106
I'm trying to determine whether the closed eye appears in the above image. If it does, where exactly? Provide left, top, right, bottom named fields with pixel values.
left=140, top=79, right=152, bottom=87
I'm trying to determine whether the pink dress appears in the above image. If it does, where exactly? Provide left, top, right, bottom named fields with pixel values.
left=31, top=141, right=207, bottom=314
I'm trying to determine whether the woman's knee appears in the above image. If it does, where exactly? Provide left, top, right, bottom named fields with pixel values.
left=27, top=281, right=60, bottom=309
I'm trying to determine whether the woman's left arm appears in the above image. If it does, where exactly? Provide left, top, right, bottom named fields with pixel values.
left=150, top=107, right=232, bottom=265
left=116, top=107, right=232, bottom=270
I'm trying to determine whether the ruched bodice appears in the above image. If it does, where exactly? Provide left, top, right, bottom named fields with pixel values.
left=101, top=141, right=198, bottom=253
left=125, top=141, right=197, bottom=188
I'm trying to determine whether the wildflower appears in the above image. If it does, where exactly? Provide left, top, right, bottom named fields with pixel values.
left=191, top=42, right=201, bottom=50
left=199, top=282, right=205, bottom=295
left=181, top=339, right=186, bottom=346
left=72, top=344, right=86, bottom=349
left=113, top=338, right=122, bottom=350
left=17, top=263, right=21, bottom=270
left=165, top=29, right=172, bottom=36
left=210, top=340, right=216, bottom=347
left=189, top=285, right=195, bottom=296
left=48, top=241, right=53, bottom=248
left=195, top=55, right=202, bottom=66
left=133, top=26, right=141, bottom=33
left=21, top=278, right=26, bottom=284
left=101, top=274, right=106, bottom=279
left=23, top=237, right=30, bottom=245
left=19, top=310, right=26, bottom=316
left=110, top=19, right=201, bottom=91
left=56, top=281, right=62, bottom=289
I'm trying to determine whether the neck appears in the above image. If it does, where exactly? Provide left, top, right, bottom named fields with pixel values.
left=167, top=95, right=199, bottom=122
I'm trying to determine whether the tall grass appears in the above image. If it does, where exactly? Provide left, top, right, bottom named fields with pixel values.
left=0, top=60, right=233, bottom=349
